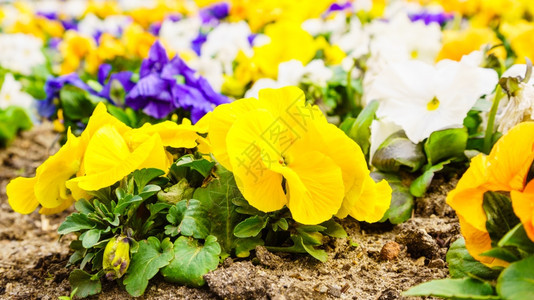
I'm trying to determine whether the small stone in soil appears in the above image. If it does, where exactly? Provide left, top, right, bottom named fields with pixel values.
left=379, top=241, right=401, bottom=261
left=396, top=228, right=439, bottom=259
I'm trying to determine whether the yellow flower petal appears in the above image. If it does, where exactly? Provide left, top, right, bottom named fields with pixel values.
left=39, top=197, right=74, bottom=215
left=126, top=121, right=199, bottom=149
left=511, top=181, right=534, bottom=242
left=446, top=154, right=490, bottom=232
left=486, top=122, right=534, bottom=191
left=34, top=130, right=83, bottom=208
left=349, top=176, right=392, bottom=223
left=282, top=149, right=345, bottom=225
left=458, top=215, right=508, bottom=268
left=83, top=125, right=131, bottom=175
left=209, top=98, right=261, bottom=171
left=226, top=109, right=287, bottom=211
left=81, top=102, right=132, bottom=148
left=7, top=177, right=39, bottom=214
left=74, top=134, right=168, bottom=191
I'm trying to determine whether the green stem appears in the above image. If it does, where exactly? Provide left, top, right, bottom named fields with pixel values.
left=483, top=85, right=504, bottom=154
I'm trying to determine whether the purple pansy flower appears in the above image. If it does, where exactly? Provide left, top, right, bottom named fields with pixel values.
left=126, top=41, right=230, bottom=121
left=409, top=11, right=453, bottom=26
left=191, top=32, right=207, bottom=56
left=97, top=64, right=135, bottom=104
left=37, top=74, right=93, bottom=118
left=199, top=2, right=230, bottom=24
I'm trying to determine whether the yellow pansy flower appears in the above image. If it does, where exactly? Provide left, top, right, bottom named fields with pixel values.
left=436, top=27, right=505, bottom=62
left=59, top=30, right=97, bottom=75
left=122, top=24, right=157, bottom=59
left=84, top=0, right=122, bottom=19
left=201, top=86, right=391, bottom=225
left=7, top=103, right=205, bottom=215
left=252, top=21, right=317, bottom=78
left=127, top=0, right=186, bottom=29
left=447, top=122, right=534, bottom=267
left=96, top=33, right=126, bottom=62
left=501, top=21, right=534, bottom=63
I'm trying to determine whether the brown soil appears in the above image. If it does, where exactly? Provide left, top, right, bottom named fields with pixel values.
left=0, top=124, right=460, bottom=300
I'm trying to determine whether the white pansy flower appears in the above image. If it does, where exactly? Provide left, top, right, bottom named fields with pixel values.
left=497, top=64, right=534, bottom=133
left=188, top=56, right=224, bottom=92
left=78, top=14, right=132, bottom=38
left=34, top=0, right=87, bottom=19
left=201, top=21, right=253, bottom=74
left=159, top=17, right=202, bottom=54
left=245, top=59, right=333, bottom=98
left=368, top=59, right=498, bottom=143
left=0, top=34, right=46, bottom=76
left=0, top=73, right=34, bottom=111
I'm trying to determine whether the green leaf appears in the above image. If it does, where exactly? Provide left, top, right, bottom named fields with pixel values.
left=498, top=223, right=534, bottom=253
left=410, top=160, right=451, bottom=197
left=272, top=218, right=289, bottom=231
left=109, top=78, right=127, bottom=106
left=320, top=219, right=347, bottom=238
left=58, top=213, right=94, bottom=235
left=234, top=215, right=269, bottom=238
left=132, top=168, right=165, bottom=191
left=157, top=179, right=194, bottom=203
left=403, top=278, right=499, bottom=299
left=107, top=105, right=137, bottom=127
left=0, top=106, right=33, bottom=146
left=123, top=237, right=174, bottom=297
left=341, top=100, right=379, bottom=156
left=161, top=235, right=221, bottom=287
left=373, top=172, right=414, bottom=224
left=446, top=238, right=501, bottom=280
left=138, top=185, right=161, bottom=200
left=165, top=199, right=210, bottom=239
left=60, top=85, right=94, bottom=120
left=75, top=199, right=95, bottom=214
left=114, top=195, right=143, bottom=215
left=424, top=128, right=468, bottom=165
left=175, top=155, right=216, bottom=178
left=68, top=269, right=102, bottom=298
left=480, top=247, right=520, bottom=263
left=372, top=131, right=425, bottom=172
left=234, top=237, right=264, bottom=258
left=295, top=235, right=328, bottom=262
left=483, top=191, right=520, bottom=246
left=80, top=228, right=102, bottom=249
left=497, top=256, right=534, bottom=300
left=192, top=167, right=248, bottom=256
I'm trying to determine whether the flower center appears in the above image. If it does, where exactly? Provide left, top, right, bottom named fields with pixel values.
left=427, top=97, right=440, bottom=111
left=410, top=49, right=419, bottom=59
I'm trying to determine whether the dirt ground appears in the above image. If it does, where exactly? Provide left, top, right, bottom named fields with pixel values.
left=0, top=124, right=460, bottom=300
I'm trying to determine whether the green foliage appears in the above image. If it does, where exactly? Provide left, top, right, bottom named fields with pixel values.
left=339, top=100, right=379, bottom=157
left=165, top=199, right=210, bottom=239
left=161, top=235, right=221, bottom=287
left=372, top=131, right=426, bottom=172
left=123, top=237, right=174, bottom=297
left=446, top=238, right=501, bottom=280
left=0, top=106, right=32, bottom=147
left=403, top=278, right=499, bottom=299
left=424, top=128, right=468, bottom=165
left=374, top=172, right=414, bottom=224
left=496, top=256, right=534, bottom=300
left=68, top=269, right=102, bottom=298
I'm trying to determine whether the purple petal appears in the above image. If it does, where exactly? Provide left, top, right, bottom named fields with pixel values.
left=140, top=41, right=169, bottom=78
left=197, top=77, right=230, bottom=105
left=98, top=64, right=112, bottom=84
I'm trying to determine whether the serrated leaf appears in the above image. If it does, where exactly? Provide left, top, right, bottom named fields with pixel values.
left=403, top=278, right=499, bottom=299
left=123, top=237, right=174, bottom=297
left=192, top=167, right=248, bottom=256
left=483, top=192, right=520, bottom=246
left=58, top=213, right=94, bottom=235
left=164, top=199, right=210, bottom=239
left=133, top=168, right=165, bottom=191
left=446, top=238, right=501, bottom=280
left=497, top=256, right=534, bottom=300
left=424, top=128, right=468, bottom=165
left=68, top=269, right=102, bottom=298
left=175, top=155, right=216, bottom=178
left=410, top=160, right=450, bottom=197
left=372, top=131, right=425, bottom=172
left=234, top=215, right=269, bottom=238
left=80, top=228, right=102, bottom=249
left=320, top=219, right=347, bottom=238
left=161, top=235, right=221, bottom=287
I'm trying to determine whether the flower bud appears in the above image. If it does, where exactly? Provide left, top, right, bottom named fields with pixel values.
left=103, top=235, right=130, bottom=280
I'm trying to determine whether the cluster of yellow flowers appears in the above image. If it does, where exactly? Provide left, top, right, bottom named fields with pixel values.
left=447, top=122, right=534, bottom=267
left=7, top=103, right=205, bottom=214
left=201, top=86, right=391, bottom=225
